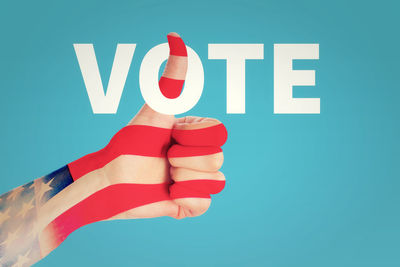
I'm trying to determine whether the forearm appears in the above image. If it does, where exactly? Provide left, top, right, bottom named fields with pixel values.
left=38, top=165, right=109, bottom=257
left=0, top=165, right=94, bottom=265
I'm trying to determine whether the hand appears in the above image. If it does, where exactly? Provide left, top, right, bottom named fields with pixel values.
left=39, top=33, right=227, bottom=255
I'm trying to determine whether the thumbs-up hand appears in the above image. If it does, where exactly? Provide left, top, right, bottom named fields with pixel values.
left=39, top=33, right=227, bottom=254
left=105, top=32, right=228, bottom=219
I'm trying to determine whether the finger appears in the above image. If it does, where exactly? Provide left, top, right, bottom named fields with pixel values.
left=170, top=167, right=225, bottom=182
left=174, top=116, right=221, bottom=129
left=168, top=165, right=226, bottom=218
left=173, top=198, right=211, bottom=218
left=169, top=175, right=225, bottom=217
left=128, top=32, right=188, bottom=127
left=159, top=32, right=188, bottom=99
left=172, top=117, right=228, bottom=147
left=168, top=145, right=224, bottom=172
left=169, top=168, right=226, bottom=197
left=168, top=144, right=222, bottom=157
left=170, top=180, right=225, bottom=199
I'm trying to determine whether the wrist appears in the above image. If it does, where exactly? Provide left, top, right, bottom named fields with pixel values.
left=37, top=166, right=108, bottom=256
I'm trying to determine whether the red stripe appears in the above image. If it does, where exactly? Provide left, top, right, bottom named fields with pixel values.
left=45, top=180, right=224, bottom=245
left=159, top=76, right=184, bottom=99
left=68, top=124, right=227, bottom=181
left=46, top=183, right=170, bottom=246
left=172, top=123, right=228, bottom=147
left=170, top=180, right=226, bottom=199
left=68, top=125, right=172, bottom=180
left=167, top=35, right=187, bottom=56
left=168, top=145, right=222, bottom=158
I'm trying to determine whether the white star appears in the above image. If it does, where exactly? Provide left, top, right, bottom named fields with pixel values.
left=27, top=220, right=40, bottom=239
left=37, top=179, right=53, bottom=201
left=17, top=199, right=34, bottom=218
left=0, top=228, right=20, bottom=249
left=12, top=249, right=31, bottom=267
left=7, top=186, right=24, bottom=201
left=0, top=208, right=11, bottom=225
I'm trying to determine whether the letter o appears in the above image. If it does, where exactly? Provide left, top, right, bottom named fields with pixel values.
left=139, top=43, right=204, bottom=115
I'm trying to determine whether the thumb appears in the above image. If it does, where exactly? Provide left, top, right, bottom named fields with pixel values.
left=159, top=32, right=188, bottom=99
left=129, top=32, right=188, bottom=128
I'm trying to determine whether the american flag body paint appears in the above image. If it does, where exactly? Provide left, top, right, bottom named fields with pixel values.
left=39, top=33, right=228, bottom=249
left=159, top=35, right=188, bottom=99
left=0, top=166, right=74, bottom=265
left=43, top=122, right=227, bottom=246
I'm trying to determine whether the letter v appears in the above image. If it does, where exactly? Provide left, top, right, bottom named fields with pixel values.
left=73, top=44, right=136, bottom=113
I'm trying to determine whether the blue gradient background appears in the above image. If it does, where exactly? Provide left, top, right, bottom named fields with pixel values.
left=1, top=0, right=399, bottom=266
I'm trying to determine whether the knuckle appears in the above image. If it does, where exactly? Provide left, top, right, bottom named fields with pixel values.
left=208, top=153, right=224, bottom=171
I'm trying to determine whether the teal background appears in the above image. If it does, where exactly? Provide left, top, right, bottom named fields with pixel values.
left=1, top=0, right=399, bottom=266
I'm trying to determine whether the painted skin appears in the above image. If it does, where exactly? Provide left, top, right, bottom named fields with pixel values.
left=0, top=33, right=227, bottom=266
